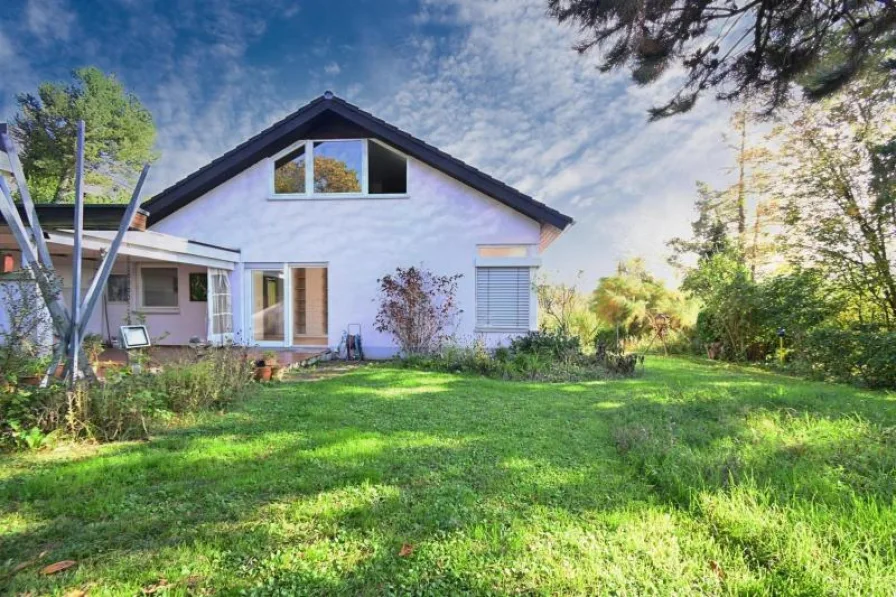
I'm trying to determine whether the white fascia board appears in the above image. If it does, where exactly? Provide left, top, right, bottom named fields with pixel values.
left=46, top=231, right=238, bottom=270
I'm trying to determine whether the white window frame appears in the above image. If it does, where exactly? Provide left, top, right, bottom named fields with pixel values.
left=244, top=264, right=290, bottom=347
left=269, top=138, right=409, bottom=200
left=137, top=264, right=180, bottom=313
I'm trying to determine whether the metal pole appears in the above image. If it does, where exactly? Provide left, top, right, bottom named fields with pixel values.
left=0, top=124, right=55, bottom=270
left=77, top=164, right=149, bottom=340
left=70, top=121, right=85, bottom=384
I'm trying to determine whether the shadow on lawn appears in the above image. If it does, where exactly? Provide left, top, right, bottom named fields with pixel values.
left=1, top=359, right=894, bottom=593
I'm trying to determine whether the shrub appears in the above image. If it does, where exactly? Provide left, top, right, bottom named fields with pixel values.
left=795, top=327, right=896, bottom=389
left=508, top=330, right=581, bottom=362
left=374, top=266, right=462, bottom=355
left=397, top=329, right=643, bottom=382
left=0, top=345, right=256, bottom=450
left=152, top=346, right=254, bottom=412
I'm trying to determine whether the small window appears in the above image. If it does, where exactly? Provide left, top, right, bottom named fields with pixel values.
left=478, top=245, right=529, bottom=258
left=313, top=140, right=362, bottom=193
left=368, top=141, right=407, bottom=194
left=107, top=274, right=130, bottom=302
left=476, top=267, right=531, bottom=329
left=274, top=144, right=307, bottom=194
left=189, top=273, right=208, bottom=302
left=141, top=267, right=178, bottom=308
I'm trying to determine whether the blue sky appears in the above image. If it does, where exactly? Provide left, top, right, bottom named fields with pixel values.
left=0, top=0, right=740, bottom=287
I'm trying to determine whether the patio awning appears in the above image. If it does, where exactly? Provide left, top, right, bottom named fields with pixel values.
left=19, top=229, right=242, bottom=270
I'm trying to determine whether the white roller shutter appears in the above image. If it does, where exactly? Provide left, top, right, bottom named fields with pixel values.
left=476, top=267, right=531, bottom=329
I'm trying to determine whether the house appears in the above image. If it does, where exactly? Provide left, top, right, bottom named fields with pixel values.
left=0, top=92, right=574, bottom=358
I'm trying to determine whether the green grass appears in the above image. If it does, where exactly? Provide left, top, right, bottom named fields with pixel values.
left=2, top=358, right=895, bottom=595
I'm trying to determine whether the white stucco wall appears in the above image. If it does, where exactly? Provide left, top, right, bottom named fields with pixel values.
left=151, top=154, right=542, bottom=357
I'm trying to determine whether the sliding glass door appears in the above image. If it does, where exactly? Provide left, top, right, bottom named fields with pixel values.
left=250, top=270, right=285, bottom=344
left=247, top=265, right=328, bottom=347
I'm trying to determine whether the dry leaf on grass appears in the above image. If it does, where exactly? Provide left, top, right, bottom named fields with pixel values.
left=709, top=560, right=725, bottom=580
left=40, top=560, right=76, bottom=575
left=398, top=543, right=415, bottom=557
left=63, top=590, right=87, bottom=597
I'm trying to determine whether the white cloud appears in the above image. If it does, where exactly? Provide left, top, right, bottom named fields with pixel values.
left=25, top=0, right=76, bottom=42
left=324, top=62, right=341, bottom=76
left=365, top=0, right=738, bottom=286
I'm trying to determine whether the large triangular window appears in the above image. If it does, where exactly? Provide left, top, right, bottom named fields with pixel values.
left=271, top=139, right=407, bottom=197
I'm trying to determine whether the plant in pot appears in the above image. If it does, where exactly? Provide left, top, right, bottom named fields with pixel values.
left=254, top=350, right=278, bottom=382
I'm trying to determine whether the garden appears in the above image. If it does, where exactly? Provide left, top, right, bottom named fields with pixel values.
left=2, top=358, right=895, bottom=594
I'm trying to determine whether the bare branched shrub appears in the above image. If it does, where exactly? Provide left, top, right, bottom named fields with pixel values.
left=374, top=266, right=462, bottom=355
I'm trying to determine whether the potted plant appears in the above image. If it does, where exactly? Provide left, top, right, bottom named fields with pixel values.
left=254, top=350, right=278, bottom=382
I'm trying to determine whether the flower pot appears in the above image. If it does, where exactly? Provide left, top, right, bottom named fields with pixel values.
left=270, top=365, right=283, bottom=381
left=254, top=365, right=272, bottom=382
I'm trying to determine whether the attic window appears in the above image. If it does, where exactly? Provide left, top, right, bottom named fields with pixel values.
left=270, top=139, right=408, bottom=197
left=369, top=140, right=407, bottom=194
left=313, top=141, right=362, bottom=193
left=274, top=144, right=306, bottom=194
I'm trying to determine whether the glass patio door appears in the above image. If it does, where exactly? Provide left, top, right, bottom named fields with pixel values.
left=291, top=266, right=328, bottom=346
left=250, top=269, right=285, bottom=344
left=207, top=268, right=234, bottom=345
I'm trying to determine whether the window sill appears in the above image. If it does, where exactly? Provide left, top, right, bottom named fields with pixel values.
left=474, top=327, right=532, bottom=334
left=137, top=307, right=181, bottom=315
left=268, top=193, right=409, bottom=201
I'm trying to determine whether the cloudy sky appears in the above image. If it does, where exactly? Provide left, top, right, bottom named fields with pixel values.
left=0, top=0, right=741, bottom=287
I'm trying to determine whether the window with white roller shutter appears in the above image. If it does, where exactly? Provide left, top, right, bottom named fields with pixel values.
left=475, top=267, right=531, bottom=329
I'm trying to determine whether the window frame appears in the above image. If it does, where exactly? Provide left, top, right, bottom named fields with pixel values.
left=269, top=138, right=409, bottom=200
left=137, top=265, right=180, bottom=312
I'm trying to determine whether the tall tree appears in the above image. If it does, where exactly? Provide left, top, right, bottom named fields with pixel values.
left=775, top=74, right=896, bottom=326
left=13, top=67, right=157, bottom=203
left=669, top=107, right=777, bottom=278
left=547, top=0, right=896, bottom=119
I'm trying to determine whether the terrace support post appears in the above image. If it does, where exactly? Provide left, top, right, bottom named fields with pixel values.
left=0, top=176, right=76, bottom=384
left=68, top=121, right=86, bottom=385
left=77, top=164, right=149, bottom=342
left=0, top=124, right=55, bottom=271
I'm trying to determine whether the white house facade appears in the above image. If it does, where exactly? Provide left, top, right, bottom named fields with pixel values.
left=1, top=93, right=573, bottom=358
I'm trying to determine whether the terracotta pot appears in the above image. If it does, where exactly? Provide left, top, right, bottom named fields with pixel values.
left=254, top=365, right=272, bottom=382
left=54, top=364, right=65, bottom=379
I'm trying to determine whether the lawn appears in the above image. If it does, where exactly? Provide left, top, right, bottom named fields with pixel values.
left=2, top=358, right=895, bottom=595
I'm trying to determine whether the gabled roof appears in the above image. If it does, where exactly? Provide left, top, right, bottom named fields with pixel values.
left=142, top=92, right=574, bottom=230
